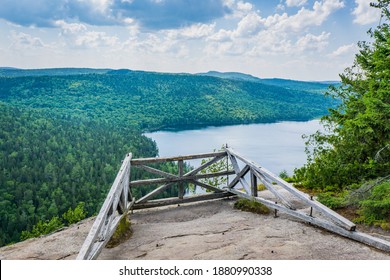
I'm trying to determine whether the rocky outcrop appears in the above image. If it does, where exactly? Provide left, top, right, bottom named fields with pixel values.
left=1, top=198, right=389, bottom=260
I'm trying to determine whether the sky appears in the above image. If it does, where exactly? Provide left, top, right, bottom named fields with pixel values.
left=0, top=0, right=382, bottom=81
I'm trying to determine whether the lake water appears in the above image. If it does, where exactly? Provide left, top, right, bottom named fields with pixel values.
left=145, top=120, right=322, bottom=176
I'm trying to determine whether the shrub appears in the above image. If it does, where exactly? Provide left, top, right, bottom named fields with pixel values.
left=62, top=202, right=86, bottom=225
left=316, top=191, right=347, bottom=209
left=354, top=182, right=390, bottom=230
left=20, top=216, right=64, bottom=241
left=234, top=198, right=270, bottom=215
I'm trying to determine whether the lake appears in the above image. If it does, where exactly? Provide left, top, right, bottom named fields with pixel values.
left=145, top=120, right=323, bottom=176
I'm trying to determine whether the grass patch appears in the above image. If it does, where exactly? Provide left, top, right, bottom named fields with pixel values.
left=257, top=184, right=266, bottom=191
left=234, top=198, right=270, bottom=215
left=106, top=214, right=133, bottom=248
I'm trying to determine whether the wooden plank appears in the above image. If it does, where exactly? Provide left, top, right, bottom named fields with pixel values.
left=131, top=151, right=227, bottom=165
left=86, top=214, right=122, bottom=260
left=228, top=188, right=390, bottom=253
left=225, top=148, right=356, bottom=231
left=187, top=155, right=226, bottom=175
left=190, top=179, right=224, bottom=193
left=251, top=168, right=295, bottom=210
left=136, top=164, right=178, bottom=179
left=228, top=154, right=251, bottom=194
left=136, top=182, right=174, bottom=204
left=77, top=153, right=132, bottom=260
left=133, top=192, right=235, bottom=210
left=250, top=171, right=258, bottom=197
left=129, top=170, right=235, bottom=186
left=227, top=165, right=250, bottom=189
left=178, top=160, right=184, bottom=199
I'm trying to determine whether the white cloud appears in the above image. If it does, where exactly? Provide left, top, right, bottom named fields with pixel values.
left=329, top=43, right=356, bottom=57
left=10, top=31, right=46, bottom=49
left=167, top=23, right=216, bottom=40
left=224, top=0, right=254, bottom=18
left=276, top=4, right=285, bottom=11
left=286, top=0, right=308, bottom=7
left=237, top=1, right=253, bottom=13
left=75, top=31, right=119, bottom=48
left=266, top=0, right=344, bottom=32
left=295, top=32, right=330, bottom=51
left=234, top=12, right=263, bottom=37
left=55, top=20, right=87, bottom=35
left=352, top=0, right=381, bottom=25
left=205, top=0, right=342, bottom=57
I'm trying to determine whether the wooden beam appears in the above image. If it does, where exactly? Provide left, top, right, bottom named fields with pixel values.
left=136, top=182, right=174, bottom=204
left=251, top=168, right=295, bottom=210
left=190, top=179, right=224, bottom=193
left=228, top=153, right=251, bottom=194
left=228, top=188, right=390, bottom=253
left=178, top=160, right=184, bottom=199
left=77, top=153, right=132, bottom=260
left=83, top=214, right=123, bottom=260
left=187, top=155, right=226, bottom=175
left=133, top=192, right=235, bottom=210
left=227, top=163, right=250, bottom=191
left=129, top=170, right=235, bottom=186
left=136, top=164, right=178, bottom=179
left=250, top=171, right=258, bottom=197
left=131, top=151, right=227, bottom=165
left=225, top=147, right=356, bottom=231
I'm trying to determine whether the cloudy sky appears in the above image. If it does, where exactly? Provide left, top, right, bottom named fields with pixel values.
left=0, top=0, right=382, bottom=80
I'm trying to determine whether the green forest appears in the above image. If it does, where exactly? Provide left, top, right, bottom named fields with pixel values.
left=295, top=1, right=390, bottom=230
left=1, top=1, right=389, bottom=247
left=0, top=66, right=335, bottom=246
left=0, top=70, right=337, bottom=131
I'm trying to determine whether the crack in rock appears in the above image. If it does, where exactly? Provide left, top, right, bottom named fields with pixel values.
left=163, top=229, right=231, bottom=240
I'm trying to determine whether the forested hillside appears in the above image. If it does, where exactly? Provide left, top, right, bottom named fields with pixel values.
left=0, top=69, right=335, bottom=246
left=0, top=71, right=336, bottom=131
left=197, top=71, right=334, bottom=94
left=0, top=103, right=162, bottom=245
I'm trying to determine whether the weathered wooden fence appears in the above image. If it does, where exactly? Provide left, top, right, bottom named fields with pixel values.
left=77, top=154, right=133, bottom=260
left=77, top=148, right=390, bottom=259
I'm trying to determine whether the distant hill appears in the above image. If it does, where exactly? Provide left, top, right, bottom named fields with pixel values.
left=0, top=67, right=110, bottom=77
left=197, top=71, right=337, bottom=94
left=0, top=68, right=337, bottom=131
left=197, top=71, right=263, bottom=83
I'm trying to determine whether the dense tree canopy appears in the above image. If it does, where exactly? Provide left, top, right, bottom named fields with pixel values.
left=0, top=62, right=336, bottom=245
left=295, top=1, right=390, bottom=190
left=0, top=71, right=336, bottom=131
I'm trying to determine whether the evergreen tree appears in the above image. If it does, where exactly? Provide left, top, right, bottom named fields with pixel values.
left=295, top=1, right=390, bottom=189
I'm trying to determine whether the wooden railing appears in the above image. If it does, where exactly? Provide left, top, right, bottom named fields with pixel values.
left=76, top=153, right=133, bottom=260
left=77, top=148, right=390, bottom=259
left=130, top=151, right=235, bottom=209
left=223, top=148, right=390, bottom=252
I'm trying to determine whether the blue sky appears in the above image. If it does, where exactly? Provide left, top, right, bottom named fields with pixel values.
left=0, top=0, right=382, bottom=80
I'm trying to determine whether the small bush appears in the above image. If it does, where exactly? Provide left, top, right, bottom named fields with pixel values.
left=257, top=184, right=266, bottom=191
left=62, top=202, right=86, bottom=225
left=20, top=216, right=64, bottom=241
left=234, top=199, right=270, bottom=215
left=354, top=182, right=390, bottom=230
left=279, top=170, right=289, bottom=179
left=316, top=191, right=347, bottom=210
left=20, top=202, right=86, bottom=241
